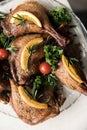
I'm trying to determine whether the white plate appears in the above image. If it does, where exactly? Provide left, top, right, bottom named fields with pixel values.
left=0, top=0, right=87, bottom=121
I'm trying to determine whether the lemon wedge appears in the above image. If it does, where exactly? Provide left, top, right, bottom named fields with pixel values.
left=62, top=55, right=83, bottom=83
left=20, top=37, right=43, bottom=70
left=10, top=11, right=42, bottom=27
left=18, top=86, right=48, bottom=109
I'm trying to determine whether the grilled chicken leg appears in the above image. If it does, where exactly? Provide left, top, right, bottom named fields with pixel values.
left=10, top=79, right=60, bottom=125
left=1, top=1, right=68, bottom=46
left=55, top=61, right=87, bottom=95
left=9, top=34, right=44, bottom=85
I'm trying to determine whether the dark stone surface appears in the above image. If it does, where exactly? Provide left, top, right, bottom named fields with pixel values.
left=68, top=0, right=87, bottom=30
left=75, top=11, right=87, bottom=29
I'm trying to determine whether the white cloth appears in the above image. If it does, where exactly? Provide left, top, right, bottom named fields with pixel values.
left=0, top=0, right=87, bottom=130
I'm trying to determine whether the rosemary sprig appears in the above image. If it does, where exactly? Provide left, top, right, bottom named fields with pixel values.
left=32, top=76, right=42, bottom=99
left=69, top=57, right=79, bottom=65
left=24, top=87, right=33, bottom=99
left=6, top=46, right=18, bottom=53
left=13, top=14, right=26, bottom=26
left=27, top=45, right=41, bottom=69
left=31, top=74, right=59, bottom=99
left=28, top=45, right=39, bottom=55
left=0, top=33, right=13, bottom=48
left=0, top=11, right=7, bottom=20
left=0, top=33, right=17, bottom=52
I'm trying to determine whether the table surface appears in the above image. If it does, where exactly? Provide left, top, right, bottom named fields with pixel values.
left=0, top=0, right=87, bottom=130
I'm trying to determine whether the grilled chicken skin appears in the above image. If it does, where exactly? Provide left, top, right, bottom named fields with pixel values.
left=10, top=79, right=60, bottom=125
left=55, top=61, right=87, bottom=96
left=9, top=34, right=44, bottom=85
left=1, top=1, right=68, bottom=46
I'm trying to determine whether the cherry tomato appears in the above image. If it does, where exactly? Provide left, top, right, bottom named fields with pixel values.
left=0, top=48, right=8, bottom=60
left=39, top=62, right=51, bottom=74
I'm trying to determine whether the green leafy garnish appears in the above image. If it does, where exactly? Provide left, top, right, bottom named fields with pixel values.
left=0, top=33, right=13, bottom=48
left=0, top=33, right=15, bottom=52
left=43, top=74, right=58, bottom=87
left=0, top=11, right=7, bottom=20
left=44, top=45, right=63, bottom=71
left=24, top=87, right=33, bottom=99
left=69, top=57, right=79, bottom=65
left=32, top=76, right=42, bottom=99
left=28, top=45, right=39, bottom=55
left=31, top=74, right=59, bottom=99
left=48, top=7, right=72, bottom=26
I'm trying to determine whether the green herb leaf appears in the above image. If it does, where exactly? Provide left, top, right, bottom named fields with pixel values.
left=28, top=45, right=38, bottom=55
left=69, top=57, right=79, bottom=65
left=48, top=7, right=72, bottom=26
left=24, top=87, right=33, bottom=99
left=43, top=74, right=59, bottom=88
left=0, top=33, right=14, bottom=49
left=0, top=11, right=7, bottom=20
left=32, top=76, right=42, bottom=99
left=32, top=74, right=59, bottom=99
left=44, top=45, right=63, bottom=71
left=6, top=46, right=18, bottom=53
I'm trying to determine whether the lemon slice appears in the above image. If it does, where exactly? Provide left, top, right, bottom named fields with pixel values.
left=62, top=55, right=83, bottom=83
left=20, top=37, right=43, bottom=70
left=18, top=86, right=48, bottom=109
left=10, top=11, right=42, bottom=27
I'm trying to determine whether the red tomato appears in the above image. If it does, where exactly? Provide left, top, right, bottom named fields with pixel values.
left=0, top=48, right=8, bottom=60
left=39, top=62, right=51, bottom=74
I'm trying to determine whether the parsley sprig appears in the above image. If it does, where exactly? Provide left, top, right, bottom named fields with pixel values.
left=44, top=45, right=63, bottom=71
left=48, top=7, right=72, bottom=26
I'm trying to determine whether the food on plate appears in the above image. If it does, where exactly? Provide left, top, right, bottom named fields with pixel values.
left=0, top=1, right=87, bottom=125
left=1, top=1, right=69, bottom=46
left=39, top=62, right=51, bottom=75
left=48, top=7, right=72, bottom=26
left=18, top=85, right=48, bottom=109
left=55, top=55, right=87, bottom=95
left=10, top=11, right=42, bottom=27
left=0, top=48, right=8, bottom=60
left=20, top=37, right=43, bottom=70
left=62, top=55, right=83, bottom=83
left=9, top=34, right=44, bottom=85
left=10, top=79, right=62, bottom=125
